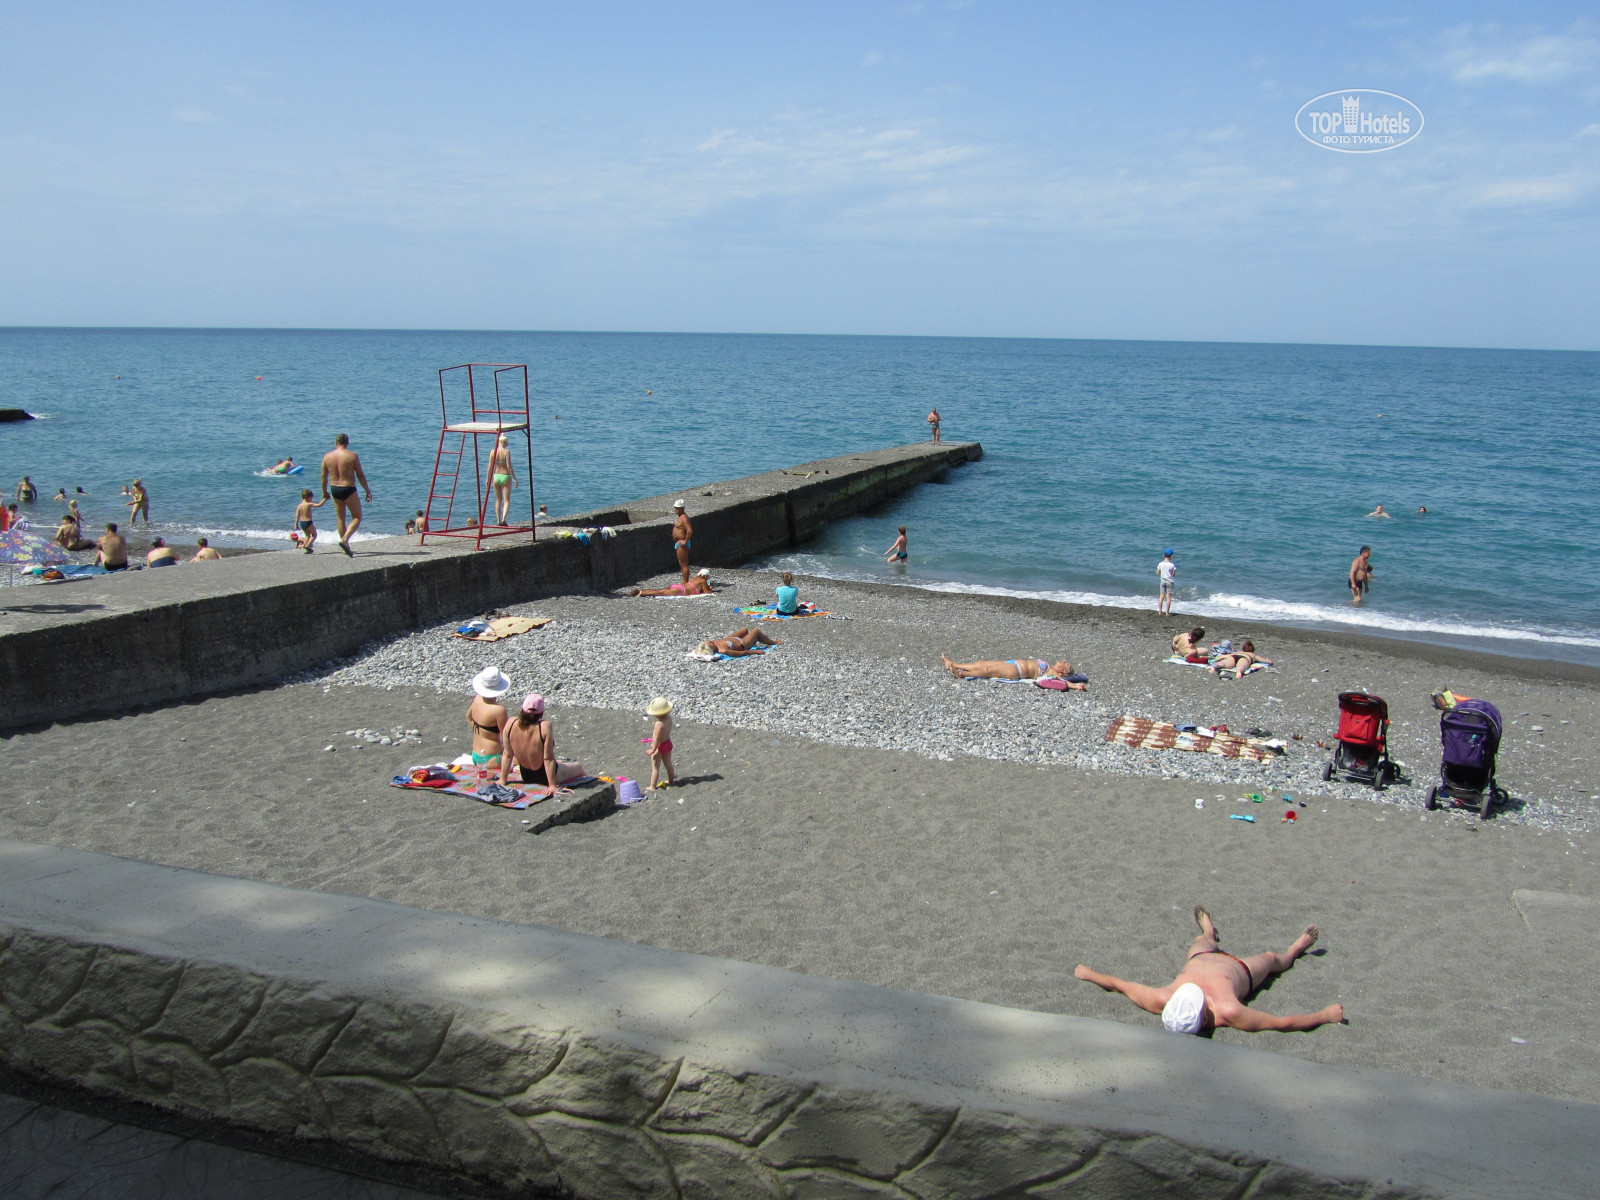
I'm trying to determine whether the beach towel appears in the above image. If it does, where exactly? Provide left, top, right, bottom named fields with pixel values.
left=734, top=603, right=832, bottom=620
left=687, top=645, right=774, bottom=661
left=453, top=615, right=552, bottom=643
left=1104, top=716, right=1285, bottom=762
left=390, top=763, right=601, bottom=809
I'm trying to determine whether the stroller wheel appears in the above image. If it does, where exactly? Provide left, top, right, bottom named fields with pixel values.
left=1480, top=791, right=1494, bottom=820
left=1321, top=762, right=1333, bottom=782
left=1373, top=771, right=1385, bottom=792
left=1424, top=787, right=1438, bottom=811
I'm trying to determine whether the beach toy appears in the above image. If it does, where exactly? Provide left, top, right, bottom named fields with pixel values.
left=616, top=778, right=643, bottom=805
left=1282, top=810, right=1297, bottom=822
left=1229, top=814, right=1255, bottom=823
left=1194, top=798, right=1205, bottom=809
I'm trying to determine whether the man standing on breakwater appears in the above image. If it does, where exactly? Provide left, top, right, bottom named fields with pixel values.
left=927, top=407, right=941, bottom=443
left=672, top=499, right=692, bottom=583
left=321, top=433, right=373, bottom=557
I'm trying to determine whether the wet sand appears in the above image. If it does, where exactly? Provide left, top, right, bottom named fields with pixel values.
left=3, top=574, right=1597, bottom=1104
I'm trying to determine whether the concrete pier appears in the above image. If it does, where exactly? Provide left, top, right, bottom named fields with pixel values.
left=0, top=441, right=979, bottom=731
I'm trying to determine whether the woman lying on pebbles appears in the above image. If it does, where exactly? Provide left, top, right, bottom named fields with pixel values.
left=697, top=628, right=781, bottom=657
left=1210, top=640, right=1273, bottom=680
left=941, top=654, right=1086, bottom=689
left=632, top=568, right=714, bottom=597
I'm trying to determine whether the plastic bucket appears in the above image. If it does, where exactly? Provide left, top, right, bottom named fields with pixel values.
left=616, top=778, right=643, bottom=805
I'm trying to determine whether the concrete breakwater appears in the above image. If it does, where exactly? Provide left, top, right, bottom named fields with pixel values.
left=0, top=441, right=978, bottom=730
left=5, top=838, right=1594, bottom=1200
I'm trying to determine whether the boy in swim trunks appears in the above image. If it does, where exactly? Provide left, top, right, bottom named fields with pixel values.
left=1157, top=549, right=1176, bottom=615
left=1074, top=906, right=1342, bottom=1035
left=293, top=489, right=326, bottom=552
left=885, top=526, right=908, bottom=563
left=645, top=696, right=676, bottom=790
left=320, top=433, right=373, bottom=556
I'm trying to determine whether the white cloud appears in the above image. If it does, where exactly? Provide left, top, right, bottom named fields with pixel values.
left=697, top=128, right=737, bottom=152
left=862, top=50, right=885, bottom=67
left=1438, top=26, right=1600, bottom=84
left=1467, top=176, right=1587, bottom=207
left=1577, top=123, right=1600, bottom=139
left=172, top=106, right=221, bottom=124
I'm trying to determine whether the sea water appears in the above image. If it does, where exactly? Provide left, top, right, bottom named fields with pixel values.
left=2, top=328, right=1596, bottom=664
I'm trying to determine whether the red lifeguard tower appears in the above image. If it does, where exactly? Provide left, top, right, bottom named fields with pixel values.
left=420, top=363, right=536, bottom=550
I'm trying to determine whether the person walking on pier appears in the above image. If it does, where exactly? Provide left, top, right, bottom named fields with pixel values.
left=927, top=407, right=941, bottom=444
left=320, top=433, right=373, bottom=556
left=1074, top=906, right=1343, bottom=1035
left=672, top=499, right=693, bottom=583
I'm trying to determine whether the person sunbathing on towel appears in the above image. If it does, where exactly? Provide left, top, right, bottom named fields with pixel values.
left=1172, top=627, right=1207, bottom=661
left=1209, top=639, right=1272, bottom=680
left=696, top=627, right=781, bottom=657
left=632, top=568, right=713, bottom=597
left=1074, top=906, right=1343, bottom=1035
left=940, top=655, right=1084, bottom=688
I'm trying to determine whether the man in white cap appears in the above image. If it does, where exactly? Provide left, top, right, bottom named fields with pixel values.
left=1073, top=907, right=1342, bottom=1034
left=671, top=499, right=693, bottom=584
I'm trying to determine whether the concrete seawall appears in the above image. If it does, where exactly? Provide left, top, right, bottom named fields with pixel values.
left=2, top=839, right=1594, bottom=1200
left=0, top=441, right=978, bottom=731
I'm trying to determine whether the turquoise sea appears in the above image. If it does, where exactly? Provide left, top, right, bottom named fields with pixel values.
left=3, top=328, right=1597, bottom=664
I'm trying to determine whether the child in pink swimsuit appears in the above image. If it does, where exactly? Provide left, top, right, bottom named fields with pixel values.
left=644, top=696, right=676, bottom=790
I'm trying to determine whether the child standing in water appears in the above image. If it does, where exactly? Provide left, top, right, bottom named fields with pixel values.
left=644, top=696, right=676, bottom=791
left=293, top=488, right=326, bottom=553
left=884, top=525, right=908, bottom=563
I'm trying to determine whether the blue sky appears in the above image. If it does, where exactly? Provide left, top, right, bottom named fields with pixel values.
left=2, top=3, right=1596, bottom=348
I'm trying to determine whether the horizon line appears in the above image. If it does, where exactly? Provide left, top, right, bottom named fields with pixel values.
left=0, top=325, right=1595, bottom=356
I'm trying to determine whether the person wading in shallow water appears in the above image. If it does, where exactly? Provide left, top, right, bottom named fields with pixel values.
left=320, top=433, right=373, bottom=556
left=1074, top=906, right=1343, bottom=1035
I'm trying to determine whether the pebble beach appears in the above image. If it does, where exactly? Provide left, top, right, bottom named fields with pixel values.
left=307, top=568, right=1600, bottom=836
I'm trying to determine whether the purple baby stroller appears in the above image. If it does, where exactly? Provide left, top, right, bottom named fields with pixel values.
left=1423, top=699, right=1508, bottom=820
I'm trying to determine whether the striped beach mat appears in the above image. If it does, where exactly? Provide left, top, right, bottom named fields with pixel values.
left=1104, top=716, right=1282, bottom=763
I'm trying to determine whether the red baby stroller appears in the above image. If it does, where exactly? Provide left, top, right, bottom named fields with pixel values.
left=1321, top=692, right=1397, bottom=790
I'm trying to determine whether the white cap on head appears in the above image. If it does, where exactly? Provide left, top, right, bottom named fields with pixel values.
left=697, top=567, right=710, bottom=577
left=1161, top=982, right=1206, bottom=1034
left=672, top=498, right=686, bottom=509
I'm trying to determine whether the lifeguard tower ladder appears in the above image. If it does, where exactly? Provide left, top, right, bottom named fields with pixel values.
left=420, top=363, right=536, bottom=550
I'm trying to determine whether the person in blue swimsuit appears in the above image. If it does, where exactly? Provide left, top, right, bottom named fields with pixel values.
left=939, top=654, right=1085, bottom=688
left=885, top=526, right=908, bottom=563
left=672, top=499, right=693, bottom=583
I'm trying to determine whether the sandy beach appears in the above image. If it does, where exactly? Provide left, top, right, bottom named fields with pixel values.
left=3, top=568, right=1597, bottom=1105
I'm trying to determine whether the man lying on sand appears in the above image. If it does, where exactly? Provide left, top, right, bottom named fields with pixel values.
left=1074, top=906, right=1343, bottom=1035
left=940, top=655, right=1085, bottom=688
left=696, top=627, right=781, bottom=657
left=633, top=568, right=713, bottom=597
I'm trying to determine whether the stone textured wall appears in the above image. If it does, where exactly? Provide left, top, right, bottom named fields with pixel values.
left=0, top=923, right=1421, bottom=1200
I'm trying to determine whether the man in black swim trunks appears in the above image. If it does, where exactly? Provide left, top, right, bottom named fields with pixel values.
left=1074, top=906, right=1342, bottom=1034
left=320, top=433, right=373, bottom=556
left=95, top=523, right=129, bottom=572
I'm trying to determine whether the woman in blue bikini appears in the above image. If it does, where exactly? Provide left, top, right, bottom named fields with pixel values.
left=939, top=654, right=1085, bottom=688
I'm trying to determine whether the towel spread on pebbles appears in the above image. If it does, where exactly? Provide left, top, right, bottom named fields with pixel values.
left=1105, top=716, right=1285, bottom=762
left=453, top=616, right=551, bottom=642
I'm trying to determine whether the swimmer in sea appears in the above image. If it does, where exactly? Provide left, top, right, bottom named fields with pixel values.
left=1366, top=504, right=1391, bottom=519
left=16, top=476, right=37, bottom=503
left=885, top=525, right=908, bottom=563
left=1417, top=506, right=1427, bottom=514
left=272, top=457, right=295, bottom=474
left=672, top=499, right=693, bottom=583
left=320, top=433, right=372, bottom=556
left=489, top=434, right=516, bottom=525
